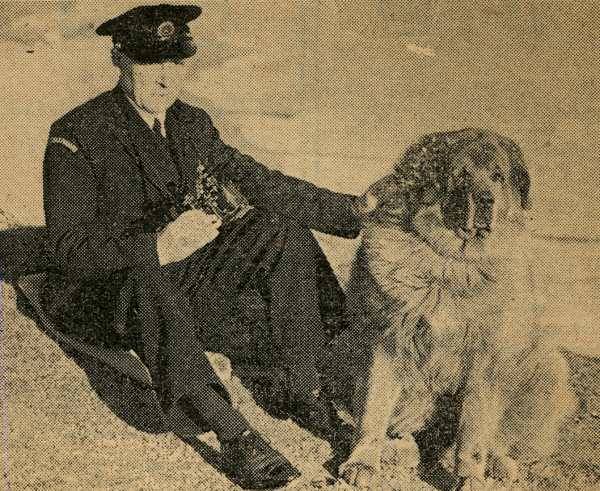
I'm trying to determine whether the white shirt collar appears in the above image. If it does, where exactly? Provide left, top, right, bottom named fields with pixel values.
left=125, top=94, right=167, bottom=137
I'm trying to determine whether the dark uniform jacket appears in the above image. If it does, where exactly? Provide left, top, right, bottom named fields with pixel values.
left=43, top=86, right=359, bottom=278
left=41, top=85, right=360, bottom=415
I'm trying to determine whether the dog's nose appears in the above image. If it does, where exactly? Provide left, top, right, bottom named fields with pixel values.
left=474, top=191, right=494, bottom=207
left=472, top=191, right=494, bottom=232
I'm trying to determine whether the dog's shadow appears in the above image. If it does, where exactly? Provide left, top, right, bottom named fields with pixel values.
left=413, top=394, right=462, bottom=491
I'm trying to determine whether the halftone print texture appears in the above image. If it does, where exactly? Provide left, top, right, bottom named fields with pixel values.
left=0, top=1, right=598, bottom=490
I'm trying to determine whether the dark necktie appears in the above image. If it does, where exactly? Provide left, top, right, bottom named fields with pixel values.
left=152, top=118, right=164, bottom=138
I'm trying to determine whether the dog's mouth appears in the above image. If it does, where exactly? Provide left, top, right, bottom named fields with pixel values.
left=442, top=187, right=495, bottom=242
left=444, top=205, right=494, bottom=241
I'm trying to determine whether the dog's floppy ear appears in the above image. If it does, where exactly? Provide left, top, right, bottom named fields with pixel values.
left=500, top=138, right=531, bottom=210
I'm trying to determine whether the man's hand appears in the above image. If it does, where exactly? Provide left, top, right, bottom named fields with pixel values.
left=353, top=175, right=411, bottom=221
left=352, top=188, right=379, bottom=217
left=157, top=209, right=221, bottom=266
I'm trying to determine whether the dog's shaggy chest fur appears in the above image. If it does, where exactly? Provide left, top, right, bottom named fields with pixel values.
left=358, top=215, right=539, bottom=395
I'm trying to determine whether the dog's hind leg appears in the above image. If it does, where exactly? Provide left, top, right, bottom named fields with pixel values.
left=340, top=341, right=406, bottom=488
left=498, top=349, right=576, bottom=462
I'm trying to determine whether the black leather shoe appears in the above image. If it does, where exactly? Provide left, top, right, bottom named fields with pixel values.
left=220, top=430, right=300, bottom=489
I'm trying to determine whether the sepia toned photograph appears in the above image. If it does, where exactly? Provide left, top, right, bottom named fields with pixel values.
left=0, top=1, right=598, bottom=489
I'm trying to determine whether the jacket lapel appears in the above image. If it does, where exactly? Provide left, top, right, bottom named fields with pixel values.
left=108, top=87, right=178, bottom=198
left=165, top=102, right=199, bottom=193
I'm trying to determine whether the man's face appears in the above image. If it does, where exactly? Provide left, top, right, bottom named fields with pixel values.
left=119, top=53, right=190, bottom=114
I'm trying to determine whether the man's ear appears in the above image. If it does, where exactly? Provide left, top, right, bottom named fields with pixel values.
left=111, top=47, right=120, bottom=67
left=111, top=46, right=131, bottom=69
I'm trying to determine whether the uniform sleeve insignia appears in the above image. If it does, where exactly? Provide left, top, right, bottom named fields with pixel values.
left=50, top=137, right=78, bottom=153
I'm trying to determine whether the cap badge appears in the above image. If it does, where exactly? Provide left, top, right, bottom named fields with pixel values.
left=157, top=21, right=176, bottom=41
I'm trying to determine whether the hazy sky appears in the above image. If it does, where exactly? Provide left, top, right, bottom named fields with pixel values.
left=0, top=0, right=598, bottom=236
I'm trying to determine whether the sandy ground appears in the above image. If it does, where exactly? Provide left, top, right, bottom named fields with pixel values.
left=2, top=280, right=600, bottom=490
left=1, top=1, right=599, bottom=489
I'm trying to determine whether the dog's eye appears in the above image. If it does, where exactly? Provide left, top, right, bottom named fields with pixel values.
left=491, top=171, right=504, bottom=183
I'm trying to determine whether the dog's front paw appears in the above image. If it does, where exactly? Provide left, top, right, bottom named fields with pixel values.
left=339, top=443, right=382, bottom=489
left=340, top=461, right=379, bottom=489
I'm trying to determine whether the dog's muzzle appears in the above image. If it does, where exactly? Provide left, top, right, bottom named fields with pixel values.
left=442, top=187, right=495, bottom=239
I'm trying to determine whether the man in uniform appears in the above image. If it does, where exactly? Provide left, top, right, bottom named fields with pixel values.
left=41, top=4, right=365, bottom=489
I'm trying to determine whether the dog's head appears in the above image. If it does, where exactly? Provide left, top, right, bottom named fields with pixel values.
left=364, top=129, right=530, bottom=239
left=416, top=129, right=530, bottom=240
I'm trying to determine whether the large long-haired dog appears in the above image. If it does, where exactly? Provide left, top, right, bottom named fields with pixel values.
left=339, top=129, right=576, bottom=489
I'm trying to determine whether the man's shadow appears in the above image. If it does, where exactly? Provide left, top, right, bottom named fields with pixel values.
left=13, top=285, right=167, bottom=434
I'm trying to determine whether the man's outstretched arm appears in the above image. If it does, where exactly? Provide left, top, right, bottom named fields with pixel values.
left=199, top=111, right=362, bottom=238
